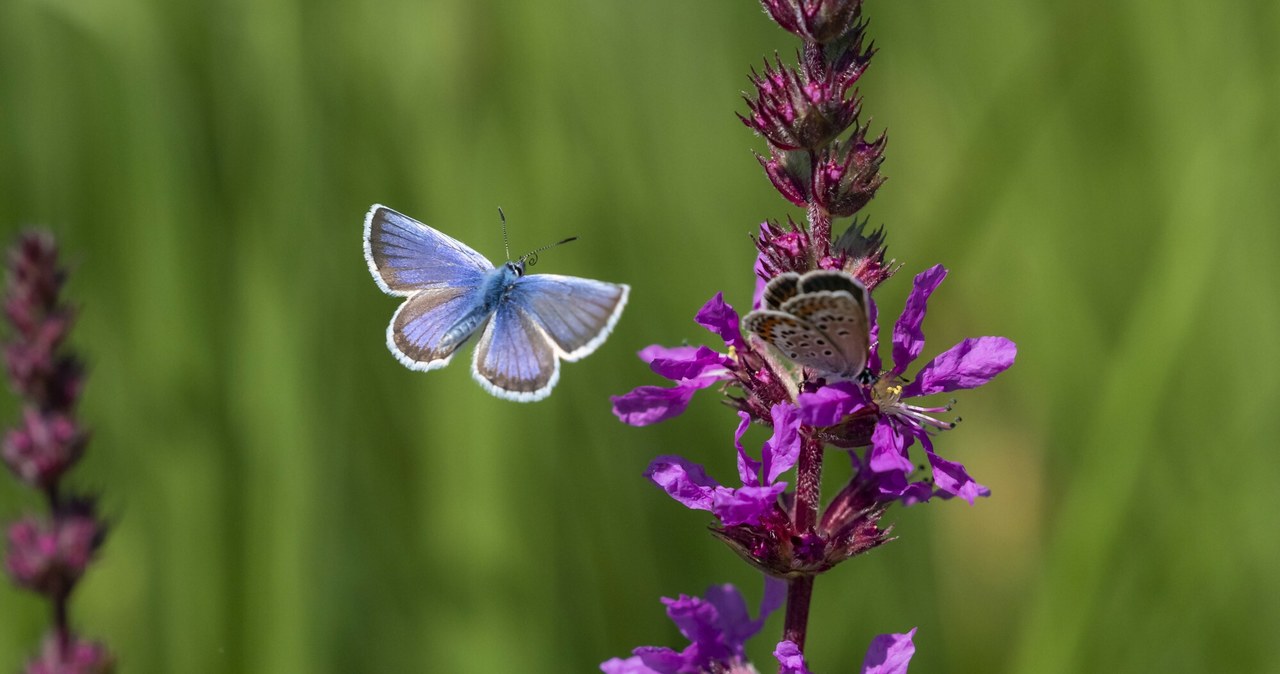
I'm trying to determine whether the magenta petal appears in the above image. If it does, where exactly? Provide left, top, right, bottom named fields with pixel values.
left=923, top=438, right=988, bottom=504
left=713, top=484, right=786, bottom=526
left=649, top=346, right=734, bottom=382
left=868, top=419, right=914, bottom=475
left=797, top=381, right=866, bottom=426
left=902, top=336, right=1016, bottom=397
left=861, top=628, right=917, bottom=674
left=774, top=640, right=812, bottom=674
left=645, top=456, right=721, bottom=512
left=759, top=575, right=788, bottom=622
left=663, top=593, right=725, bottom=656
left=875, top=470, right=933, bottom=504
left=612, top=385, right=700, bottom=426
left=867, top=298, right=882, bottom=373
left=753, top=254, right=769, bottom=310
left=695, top=293, right=747, bottom=351
left=703, top=584, right=758, bottom=654
left=762, top=404, right=801, bottom=484
left=891, top=265, right=947, bottom=374
left=634, top=647, right=687, bottom=674
left=600, top=656, right=662, bottom=674
left=639, top=344, right=701, bottom=365
left=734, top=412, right=761, bottom=486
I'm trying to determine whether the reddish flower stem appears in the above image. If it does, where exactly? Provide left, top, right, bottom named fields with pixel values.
left=782, top=429, right=825, bottom=654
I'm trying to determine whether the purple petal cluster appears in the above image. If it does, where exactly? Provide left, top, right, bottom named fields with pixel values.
left=2, top=231, right=113, bottom=671
left=611, top=294, right=792, bottom=425
left=601, top=579, right=786, bottom=674
left=798, top=265, right=1016, bottom=503
left=600, top=580, right=914, bottom=674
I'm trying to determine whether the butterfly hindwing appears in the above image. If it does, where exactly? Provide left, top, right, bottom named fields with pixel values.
left=506, top=274, right=629, bottom=360
left=471, top=300, right=559, bottom=402
left=778, top=292, right=869, bottom=377
left=364, top=204, right=494, bottom=295
left=744, top=270, right=871, bottom=379
left=388, top=286, right=486, bottom=370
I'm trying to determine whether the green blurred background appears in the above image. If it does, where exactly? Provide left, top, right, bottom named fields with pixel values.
left=1, top=0, right=1278, bottom=671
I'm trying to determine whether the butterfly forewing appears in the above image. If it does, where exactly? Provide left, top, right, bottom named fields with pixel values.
left=761, top=273, right=801, bottom=311
left=471, top=301, right=560, bottom=402
left=365, top=205, right=494, bottom=295
left=507, top=275, right=629, bottom=360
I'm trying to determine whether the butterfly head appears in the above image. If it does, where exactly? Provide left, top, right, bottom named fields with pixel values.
left=504, top=260, right=526, bottom=277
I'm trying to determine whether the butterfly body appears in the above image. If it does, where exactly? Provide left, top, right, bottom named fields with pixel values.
left=365, top=205, right=628, bottom=402
left=744, top=270, right=871, bottom=380
left=439, top=262, right=523, bottom=349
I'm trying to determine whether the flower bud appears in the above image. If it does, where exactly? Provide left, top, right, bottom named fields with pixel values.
left=7, top=511, right=106, bottom=597
left=3, top=407, right=86, bottom=488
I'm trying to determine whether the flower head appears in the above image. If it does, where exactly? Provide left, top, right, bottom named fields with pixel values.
left=6, top=506, right=107, bottom=597
left=740, top=55, right=863, bottom=152
left=4, top=407, right=87, bottom=488
left=798, top=265, right=1016, bottom=503
left=760, top=0, right=866, bottom=45
left=601, top=579, right=787, bottom=674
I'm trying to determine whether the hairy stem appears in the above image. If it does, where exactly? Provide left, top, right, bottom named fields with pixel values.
left=782, top=429, right=825, bottom=658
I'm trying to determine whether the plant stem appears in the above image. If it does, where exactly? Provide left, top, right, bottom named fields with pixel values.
left=782, top=430, right=825, bottom=656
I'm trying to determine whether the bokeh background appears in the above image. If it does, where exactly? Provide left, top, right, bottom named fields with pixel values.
left=2, top=0, right=1278, bottom=671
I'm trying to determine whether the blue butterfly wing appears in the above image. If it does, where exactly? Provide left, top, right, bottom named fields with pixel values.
left=364, top=204, right=493, bottom=295
left=471, top=300, right=559, bottom=402
left=505, top=274, right=629, bottom=360
left=388, top=285, right=487, bottom=370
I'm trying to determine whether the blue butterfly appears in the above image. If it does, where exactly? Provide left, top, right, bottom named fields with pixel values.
left=363, top=205, right=630, bottom=402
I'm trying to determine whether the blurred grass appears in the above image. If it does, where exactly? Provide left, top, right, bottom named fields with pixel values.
left=1, top=0, right=1278, bottom=671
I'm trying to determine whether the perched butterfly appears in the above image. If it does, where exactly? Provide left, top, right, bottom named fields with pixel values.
left=364, top=205, right=629, bottom=402
left=743, top=270, right=872, bottom=381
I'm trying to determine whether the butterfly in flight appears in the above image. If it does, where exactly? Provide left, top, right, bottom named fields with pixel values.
left=364, top=205, right=629, bottom=402
left=743, top=270, right=873, bottom=382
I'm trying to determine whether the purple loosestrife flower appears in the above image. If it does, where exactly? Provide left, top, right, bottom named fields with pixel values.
left=2, top=231, right=113, bottom=671
left=646, top=405, right=892, bottom=578
left=798, top=265, right=1016, bottom=503
left=612, top=0, right=1013, bottom=666
left=600, top=579, right=786, bottom=674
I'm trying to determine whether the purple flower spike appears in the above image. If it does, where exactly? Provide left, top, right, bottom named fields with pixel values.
left=601, top=579, right=787, bottom=674
left=4, top=231, right=112, bottom=664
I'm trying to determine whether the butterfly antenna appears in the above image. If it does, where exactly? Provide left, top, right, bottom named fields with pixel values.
left=498, top=207, right=511, bottom=262
left=520, top=236, right=578, bottom=267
